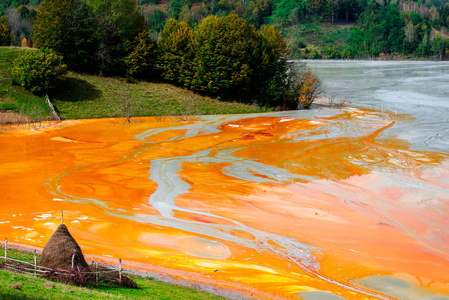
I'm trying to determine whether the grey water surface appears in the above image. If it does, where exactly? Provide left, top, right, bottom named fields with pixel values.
left=306, top=60, right=449, bottom=152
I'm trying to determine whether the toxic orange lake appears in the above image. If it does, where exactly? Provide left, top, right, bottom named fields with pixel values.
left=1, top=107, right=449, bottom=299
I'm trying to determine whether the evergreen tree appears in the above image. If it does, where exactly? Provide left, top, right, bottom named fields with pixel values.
left=33, top=0, right=74, bottom=55
left=66, top=0, right=99, bottom=72
left=33, top=0, right=98, bottom=72
left=88, top=0, right=141, bottom=75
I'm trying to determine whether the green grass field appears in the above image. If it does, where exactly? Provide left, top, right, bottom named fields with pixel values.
left=0, top=247, right=223, bottom=300
left=0, top=47, right=265, bottom=123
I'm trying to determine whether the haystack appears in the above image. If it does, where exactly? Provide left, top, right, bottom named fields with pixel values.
left=39, top=224, right=89, bottom=270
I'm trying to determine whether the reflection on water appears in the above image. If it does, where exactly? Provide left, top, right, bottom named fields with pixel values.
left=1, top=62, right=449, bottom=299
left=306, top=60, right=449, bottom=153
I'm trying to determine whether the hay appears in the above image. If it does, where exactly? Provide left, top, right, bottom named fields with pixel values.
left=39, top=224, right=90, bottom=270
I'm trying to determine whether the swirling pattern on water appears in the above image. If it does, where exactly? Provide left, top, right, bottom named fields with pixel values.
left=1, top=104, right=449, bottom=299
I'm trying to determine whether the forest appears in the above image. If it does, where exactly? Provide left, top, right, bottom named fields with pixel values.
left=1, top=0, right=448, bottom=59
left=2, top=0, right=320, bottom=110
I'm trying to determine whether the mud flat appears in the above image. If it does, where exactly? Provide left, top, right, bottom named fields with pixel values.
left=1, top=103, right=449, bottom=299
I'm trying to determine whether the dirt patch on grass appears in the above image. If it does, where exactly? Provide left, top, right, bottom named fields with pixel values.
left=0, top=112, right=31, bottom=125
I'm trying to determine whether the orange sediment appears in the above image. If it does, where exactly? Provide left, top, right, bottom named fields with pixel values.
left=1, top=109, right=449, bottom=299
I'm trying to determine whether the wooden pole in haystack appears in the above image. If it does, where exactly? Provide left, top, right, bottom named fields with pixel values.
left=61, top=210, right=64, bottom=224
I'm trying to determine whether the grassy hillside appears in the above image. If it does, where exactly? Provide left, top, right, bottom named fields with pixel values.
left=282, top=22, right=357, bottom=59
left=0, top=47, right=51, bottom=122
left=0, top=247, right=223, bottom=300
left=50, top=73, right=264, bottom=120
left=0, top=47, right=265, bottom=123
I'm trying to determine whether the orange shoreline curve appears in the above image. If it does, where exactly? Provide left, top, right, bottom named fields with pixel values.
left=1, top=107, right=449, bottom=300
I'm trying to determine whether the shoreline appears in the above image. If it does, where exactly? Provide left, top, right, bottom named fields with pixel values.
left=2, top=241, right=259, bottom=300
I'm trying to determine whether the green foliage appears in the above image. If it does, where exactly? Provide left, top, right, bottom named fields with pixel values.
left=0, top=21, right=12, bottom=46
left=11, top=48, right=68, bottom=93
left=158, top=15, right=292, bottom=108
left=1, top=0, right=42, bottom=16
left=33, top=0, right=99, bottom=72
left=382, top=5, right=405, bottom=53
left=189, top=14, right=260, bottom=98
left=271, top=0, right=307, bottom=25
left=157, top=15, right=290, bottom=107
left=252, top=24, right=288, bottom=107
left=88, top=0, right=141, bottom=75
left=323, top=45, right=340, bottom=58
left=144, top=6, right=168, bottom=34
left=33, top=0, right=74, bottom=54
left=159, top=19, right=194, bottom=84
left=65, top=0, right=99, bottom=72
left=245, top=0, right=273, bottom=28
left=343, top=2, right=406, bottom=57
left=169, top=0, right=183, bottom=19
left=125, top=30, right=159, bottom=79
left=1, top=47, right=262, bottom=121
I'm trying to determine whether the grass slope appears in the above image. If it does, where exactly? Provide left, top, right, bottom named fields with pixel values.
left=0, top=247, right=223, bottom=300
left=283, top=22, right=356, bottom=59
left=0, top=47, right=265, bottom=122
left=51, top=73, right=264, bottom=119
left=0, top=47, right=51, bottom=121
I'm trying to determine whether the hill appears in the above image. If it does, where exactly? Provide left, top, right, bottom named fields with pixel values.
left=0, top=47, right=264, bottom=124
left=1, top=0, right=448, bottom=60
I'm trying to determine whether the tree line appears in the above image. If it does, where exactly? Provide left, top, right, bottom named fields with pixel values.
left=323, top=1, right=449, bottom=59
left=1, top=0, right=448, bottom=60
left=5, top=0, right=321, bottom=110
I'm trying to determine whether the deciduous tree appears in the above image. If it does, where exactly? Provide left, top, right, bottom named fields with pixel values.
left=298, top=70, right=321, bottom=109
left=252, top=24, right=288, bottom=107
left=125, top=30, right=159, bottom=79
left=189, top=14, right=260, bottom=98
left=159, top=19, right=194, bottom=85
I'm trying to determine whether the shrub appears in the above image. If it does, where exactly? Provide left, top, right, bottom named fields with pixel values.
left=323, top=45, right=341, bottom=59
left=11, top=49, right=68, bottom=93
left=297, top=41, right=307, bottom=49
left=298, top=70, right=321, bottom=109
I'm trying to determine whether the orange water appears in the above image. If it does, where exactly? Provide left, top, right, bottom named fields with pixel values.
left=1, top=109, right=449, bottom=299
